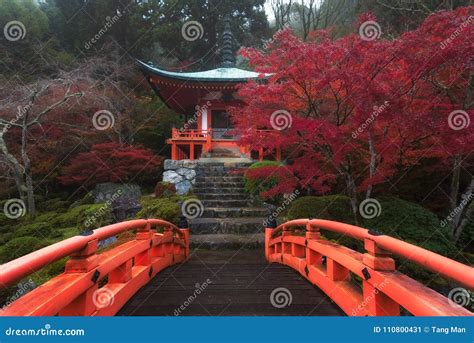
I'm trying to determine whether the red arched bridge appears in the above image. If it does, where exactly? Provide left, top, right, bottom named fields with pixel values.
left=0, top=218, right=472, bottom=316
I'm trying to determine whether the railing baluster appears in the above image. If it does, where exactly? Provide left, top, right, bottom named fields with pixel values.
left=59, top=239, right=99, bottom=316
left=362, top=238, right=399, bottom=316
left=305, top=223, right=322, bottom=266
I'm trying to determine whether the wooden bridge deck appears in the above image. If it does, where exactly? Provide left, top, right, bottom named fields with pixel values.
left=118, top=249, right=344, bottom=316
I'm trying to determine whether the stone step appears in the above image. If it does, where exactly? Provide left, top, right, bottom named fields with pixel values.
left=194, top=182, right=245, bottom=189
left=195, top=176, right=244, bottom=183
left=202, top=207, right=268, bottom=218
left=196, top=167, right=246, bottom=177
left=202, top=199, right=250, bottom=207
left=196, top=193, right=248, bottom=200
left=189, top=218, right=264, bottom=234
left=189, top=233, right=265, bottom=250
left=192, top=187, right=245, bottom=194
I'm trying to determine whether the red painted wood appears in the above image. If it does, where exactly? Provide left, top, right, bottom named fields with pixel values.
left=266, top=219, right=474, bottom=316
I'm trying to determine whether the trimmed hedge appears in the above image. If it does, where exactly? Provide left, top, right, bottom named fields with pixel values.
left=136, top=195, right=194, bottom=223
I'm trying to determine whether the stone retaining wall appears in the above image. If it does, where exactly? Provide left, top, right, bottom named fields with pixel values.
left=162, top=159, right=197, bottom=195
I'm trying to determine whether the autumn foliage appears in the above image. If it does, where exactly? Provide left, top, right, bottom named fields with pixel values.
left=231, top=7, right=473, bottom=211
left=59, top=143, right=163, bottom=188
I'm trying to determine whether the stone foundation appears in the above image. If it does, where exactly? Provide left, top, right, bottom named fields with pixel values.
left=162, top=159, right=197, bottom=195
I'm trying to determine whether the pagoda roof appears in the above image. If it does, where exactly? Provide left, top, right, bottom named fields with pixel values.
left=137, top=60, right=267, bottom=83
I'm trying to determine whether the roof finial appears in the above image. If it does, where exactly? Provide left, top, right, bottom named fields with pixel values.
left=220, top=16, right=236, bottom=68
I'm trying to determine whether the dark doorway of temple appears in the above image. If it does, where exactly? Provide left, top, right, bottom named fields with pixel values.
left=211, top=110, right=233, bottom=139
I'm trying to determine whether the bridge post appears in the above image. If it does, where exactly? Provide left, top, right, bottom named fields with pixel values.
left=305, top=223, right=322, bottom=266
left=135, top=222, right=153, bottom=266
left=362, top=238, right=400, bottom=316
left=264, top=227, right=274, bottom=261
left=59, top=239, right=99, bottom=316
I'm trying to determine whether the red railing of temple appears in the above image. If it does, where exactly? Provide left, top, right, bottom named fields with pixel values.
left=171, top=128, right=211, bottom=140
left=0, top=219, right=189, bottom=316
left=265, top=219, right=474, bottom=316
left=169, top=128, right=212, bottom=160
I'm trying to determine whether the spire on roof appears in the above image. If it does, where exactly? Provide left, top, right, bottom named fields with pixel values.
left=219, top=16, right=236, bottom=68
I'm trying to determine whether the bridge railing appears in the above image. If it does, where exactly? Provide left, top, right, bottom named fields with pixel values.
left=265, top=219, right=473, bottom=316
left=0, top=219, right=189, bottom=316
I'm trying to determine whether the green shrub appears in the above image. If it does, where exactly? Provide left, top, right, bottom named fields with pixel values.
left=14, top=221, right=52, bottom=238
left=37, top=198, right=70, bottom=212
left=244, top=160, right=282, bottom=200
left=54, top=204, right=113, bottom=230
left=136, top=195, right=193, bottom=223
left=287, top=195, right=354, bottom=223
left=0, top=236, right=51, bottom=263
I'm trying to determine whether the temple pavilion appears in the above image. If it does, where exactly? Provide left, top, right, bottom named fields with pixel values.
left=138, top=18, right=279, bottom=161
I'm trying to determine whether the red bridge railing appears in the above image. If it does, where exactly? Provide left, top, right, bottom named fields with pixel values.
left=265, top=219, right=473, bottom=316
left=0, top=219, right=189, bottom=316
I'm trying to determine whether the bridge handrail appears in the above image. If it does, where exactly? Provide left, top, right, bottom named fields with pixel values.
left=0, top=219, right=182, bottom=288
left=270, top=218, right=474, bottom=289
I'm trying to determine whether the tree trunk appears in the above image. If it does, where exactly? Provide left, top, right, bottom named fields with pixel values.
left=345, top=172, right=359, bottom=225
left=451, top=177, right=474, bottom=240
left=366, top=131, right=378, bottom=199
left=21, top=113, right=36, bottom=215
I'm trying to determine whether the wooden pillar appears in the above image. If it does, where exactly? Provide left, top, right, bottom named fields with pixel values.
left=362, top=238, right=399, bottom=316
left=59, top=239, right=99, bottom=316
left=276, top=147, right=281, bottom=161
left=264, top=228, right=274, bottom=261
left=171, top=143, right=177, bottom=160
left=259, top=147, right=264, bottom=161
left=305, top=222, right=322, bottom=266
left=190, top=142, right=195, bottom=160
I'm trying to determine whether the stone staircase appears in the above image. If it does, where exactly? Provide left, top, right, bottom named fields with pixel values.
left=189, top=161, right=267, bottom=249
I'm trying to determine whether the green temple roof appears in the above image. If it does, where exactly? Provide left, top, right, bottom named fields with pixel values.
left=138, top=60, right=267, bottom=83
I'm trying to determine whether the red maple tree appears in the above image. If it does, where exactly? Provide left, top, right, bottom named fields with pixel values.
left=231, top=7, right=473, bottom=223
left=59, top=142, right=163, bottom=188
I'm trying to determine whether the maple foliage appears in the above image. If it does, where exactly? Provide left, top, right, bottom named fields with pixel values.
left=231, top=7, right=473, bottom=204
left=58, top=142, right=163, bottom=188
